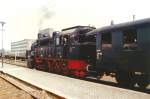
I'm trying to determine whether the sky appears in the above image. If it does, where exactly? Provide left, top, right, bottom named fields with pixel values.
left=0, top=0, right=150, bottom=50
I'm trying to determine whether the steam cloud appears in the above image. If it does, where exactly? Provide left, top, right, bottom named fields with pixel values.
left=38, top=1, right=55, bottom=30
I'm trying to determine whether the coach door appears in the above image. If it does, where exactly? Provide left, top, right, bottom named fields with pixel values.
left=96, top=33, right=102, bottom=61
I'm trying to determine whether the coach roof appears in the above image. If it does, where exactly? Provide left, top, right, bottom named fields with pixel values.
left=86, top=18, right=150, bottom=35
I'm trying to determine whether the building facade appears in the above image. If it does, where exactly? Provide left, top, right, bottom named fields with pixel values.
left=11, top=39, right=35, bottom=57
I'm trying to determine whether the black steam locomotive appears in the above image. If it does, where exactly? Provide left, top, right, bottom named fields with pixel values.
left=27, top=18, right=150, bottom=89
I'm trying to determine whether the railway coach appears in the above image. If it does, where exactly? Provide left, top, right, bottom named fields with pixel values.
left=86, top=18, right=150, bottom=88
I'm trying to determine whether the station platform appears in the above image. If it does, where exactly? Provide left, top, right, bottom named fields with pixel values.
left=0, top=63, right=150, bottom=99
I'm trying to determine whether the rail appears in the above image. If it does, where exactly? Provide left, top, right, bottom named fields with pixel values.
left=0, top=71, right=63, bottom=99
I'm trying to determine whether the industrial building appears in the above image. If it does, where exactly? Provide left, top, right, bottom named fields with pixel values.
left=11, top=39, right=35, bottom=57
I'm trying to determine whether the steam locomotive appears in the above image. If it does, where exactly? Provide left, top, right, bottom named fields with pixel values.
left=27, top=18, right=150, bottom=89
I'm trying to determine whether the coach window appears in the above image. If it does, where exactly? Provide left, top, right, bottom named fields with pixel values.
left=101, top=32, right=112, bottom=50
left=123, top=29, right=137, bottom=50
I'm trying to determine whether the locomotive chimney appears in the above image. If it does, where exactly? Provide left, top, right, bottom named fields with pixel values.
left=111, top=20, right=114, bottom=25
left=133, top=15, right=135, bottom=21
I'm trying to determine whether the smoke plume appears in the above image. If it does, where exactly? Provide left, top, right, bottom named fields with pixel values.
left=38, top=1, right=55, bottom=30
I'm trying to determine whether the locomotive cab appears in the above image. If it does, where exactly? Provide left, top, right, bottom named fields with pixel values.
left=60, top=26, right=96, bottom=77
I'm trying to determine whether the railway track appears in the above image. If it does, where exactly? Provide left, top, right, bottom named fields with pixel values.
left=0, top=74, right=33, bottom=99
left=1, top=59, right=27, bottom=67
left=0, top=71, right=63, bottom=99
